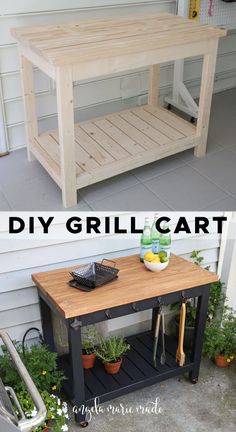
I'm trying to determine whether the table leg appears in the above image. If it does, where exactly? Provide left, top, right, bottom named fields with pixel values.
left=148, top=64, right=160, bottom=106
left=194, top=40, right=219, bottom=157
left=56, top=66, right=77, bottom=208
left=69, top=321, right=87, bottom=425
left=19, top=53, right=38, bottom=161
left=39, top=296, right=55, bottom=352
left=189, top=285, right=210, bottom=383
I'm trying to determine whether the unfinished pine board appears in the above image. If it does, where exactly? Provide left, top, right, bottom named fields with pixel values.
left=32, top=253, right=218, bottom=319
left=32, top=105, right=197, bottom=190
left=12, top=12, right=227, bottom=207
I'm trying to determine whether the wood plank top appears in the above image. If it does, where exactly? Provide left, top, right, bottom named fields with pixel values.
left=11, top=12, right=226, bottom=66
left=32, top=254, right=218, bottom=319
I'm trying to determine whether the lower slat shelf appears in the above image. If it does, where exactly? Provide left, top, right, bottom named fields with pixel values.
left=32, top=105, right=197, bottom=190
left=59, top=331, right=193, bottom=406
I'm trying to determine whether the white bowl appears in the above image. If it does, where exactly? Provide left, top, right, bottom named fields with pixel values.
left=144, top=260, right=169, bottom=272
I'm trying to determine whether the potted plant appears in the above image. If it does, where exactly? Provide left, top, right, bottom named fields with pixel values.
left=82, top=325, right=98, bottom=369
left=95, top=336, right=130, bottom=374
left=204, top=309, right=236, bottom=367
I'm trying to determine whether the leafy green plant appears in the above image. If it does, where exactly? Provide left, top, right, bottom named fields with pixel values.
left=172, top=251, right=225, bottom=328
left=0, top=343, right=65, bottom=394
left=17, top=390, right=69, bottom=432
left=204, top=308, right=236, bottom=359
left=0, top=342, right=68, bottom=431
left=95, top=336, right=130, bottom=364
left=82, top=325, right=98, bottom=355
left=190, top=250, right=205, bottom=267
left=207, top=279, right=226, bottom=322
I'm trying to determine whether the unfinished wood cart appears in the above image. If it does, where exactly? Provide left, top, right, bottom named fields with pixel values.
left=12, top=13, right=226, bottom=208
left=32, top=254, right=218, bottom=426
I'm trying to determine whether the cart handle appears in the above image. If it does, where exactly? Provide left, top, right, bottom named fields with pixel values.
left=101, top=259, right=116, bottom=268
left=0, top=331, right=47, bottom=432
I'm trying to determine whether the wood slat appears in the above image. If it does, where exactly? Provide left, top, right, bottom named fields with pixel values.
left=80, top=122, right=130, bottom=161
left=132, top=107, right=185, bottom=140
left=144, top=105, right=196, bottom=137
left=94, top=118, right=144, bottom=156
left=51, top=130, right=99, bottom=172
left=108, top=113, right=158, bottom=150
left=119, top=111, right=171, bottom=145
left=37, top=133, right=83, bottom=177
left=74, top=125, right=114, bottom=166
left=32, top=254, right=218, bottom=319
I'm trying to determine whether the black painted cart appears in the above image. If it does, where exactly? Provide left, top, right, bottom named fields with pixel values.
left=32, top=254, right=218, bottom=426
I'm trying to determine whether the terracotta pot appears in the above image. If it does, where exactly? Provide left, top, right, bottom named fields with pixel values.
left=104, top=359, right=122, bottom=374
left=214, top=354, right=230, bottom=368
left=82, top=353, right=96, bottom=369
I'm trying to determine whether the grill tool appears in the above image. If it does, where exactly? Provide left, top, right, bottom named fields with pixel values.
left=176, top=300, right=187, bottom=367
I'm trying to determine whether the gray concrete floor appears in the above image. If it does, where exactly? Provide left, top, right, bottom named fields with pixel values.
left=68, top=358, right=236, bottom=432
left=0, top=88, right=236, bottom=211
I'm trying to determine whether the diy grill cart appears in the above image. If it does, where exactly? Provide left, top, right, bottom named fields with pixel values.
left=11, top=13, right=226, bottom=208
left=32, top=254, right=218, bottom=426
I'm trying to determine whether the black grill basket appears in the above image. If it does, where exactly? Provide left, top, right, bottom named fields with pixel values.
left=70, top=259, right=119, bottom=288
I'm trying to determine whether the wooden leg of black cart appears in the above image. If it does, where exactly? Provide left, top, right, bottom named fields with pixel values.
left=189, top=285, right=210, bottom=383
left=69, top=320, right=87, bottom=426
left=39, top=296, right=55, bottom=352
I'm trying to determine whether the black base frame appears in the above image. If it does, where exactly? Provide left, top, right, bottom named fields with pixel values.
left=38, top=283, right=210, bottom=426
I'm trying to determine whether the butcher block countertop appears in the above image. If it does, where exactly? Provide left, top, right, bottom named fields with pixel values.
left=32, top=254, right=218, bottom=319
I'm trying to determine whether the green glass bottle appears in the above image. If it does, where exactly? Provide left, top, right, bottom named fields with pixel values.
left=159, top=224, right=171, bottom=259
left=151, top=213, right=160, bottom=254
left=140, top=217, right=152, bottom=262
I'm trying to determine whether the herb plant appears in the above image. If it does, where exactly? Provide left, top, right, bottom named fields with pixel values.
left=95, top=336, right=130, bottom=364
left=82, top=325, right=98, bottom=355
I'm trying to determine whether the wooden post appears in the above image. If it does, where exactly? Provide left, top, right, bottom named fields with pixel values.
left=194, top=40, right=219, bottom=157
left=19, top=53, right=38, bottom=161
left=56, top=66, right=77, bottom=208
left=148, top=64, right=160, bottom=106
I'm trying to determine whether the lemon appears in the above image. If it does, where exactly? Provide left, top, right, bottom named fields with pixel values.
left=144, top=251, right=155, bottom=262
left=152, top=257, right=161, bottom=264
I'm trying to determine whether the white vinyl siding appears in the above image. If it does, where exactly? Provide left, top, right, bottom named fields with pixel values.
left=0, top=1, right=235, bottom=151
left=0, top=212, right=223, bottom=343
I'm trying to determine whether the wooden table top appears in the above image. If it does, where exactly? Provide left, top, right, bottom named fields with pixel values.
left=32, top=254, right=218, bottom=319
left=11, top=12, right=226, bottom=67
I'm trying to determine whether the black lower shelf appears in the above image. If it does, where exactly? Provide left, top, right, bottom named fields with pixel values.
left=59, top=331, right=194, bottom=406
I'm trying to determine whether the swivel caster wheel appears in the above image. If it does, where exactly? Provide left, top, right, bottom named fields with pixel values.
left=167, top=103, right=172, bottom=111
left=80, top=421, right=89, bottom=428
left=190, top=378, right=198, bottom=384
left=190, top=116, right=196, bottom=124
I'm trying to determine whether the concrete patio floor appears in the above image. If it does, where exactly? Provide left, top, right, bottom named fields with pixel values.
left=0, top=88, right=236, bottom=211
left=68, top=358, right=236, bottom=432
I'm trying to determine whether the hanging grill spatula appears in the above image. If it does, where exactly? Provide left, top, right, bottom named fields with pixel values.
left=176, top=300, right=186, bottom=367
left=153, top=307, right=161, bottom=368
